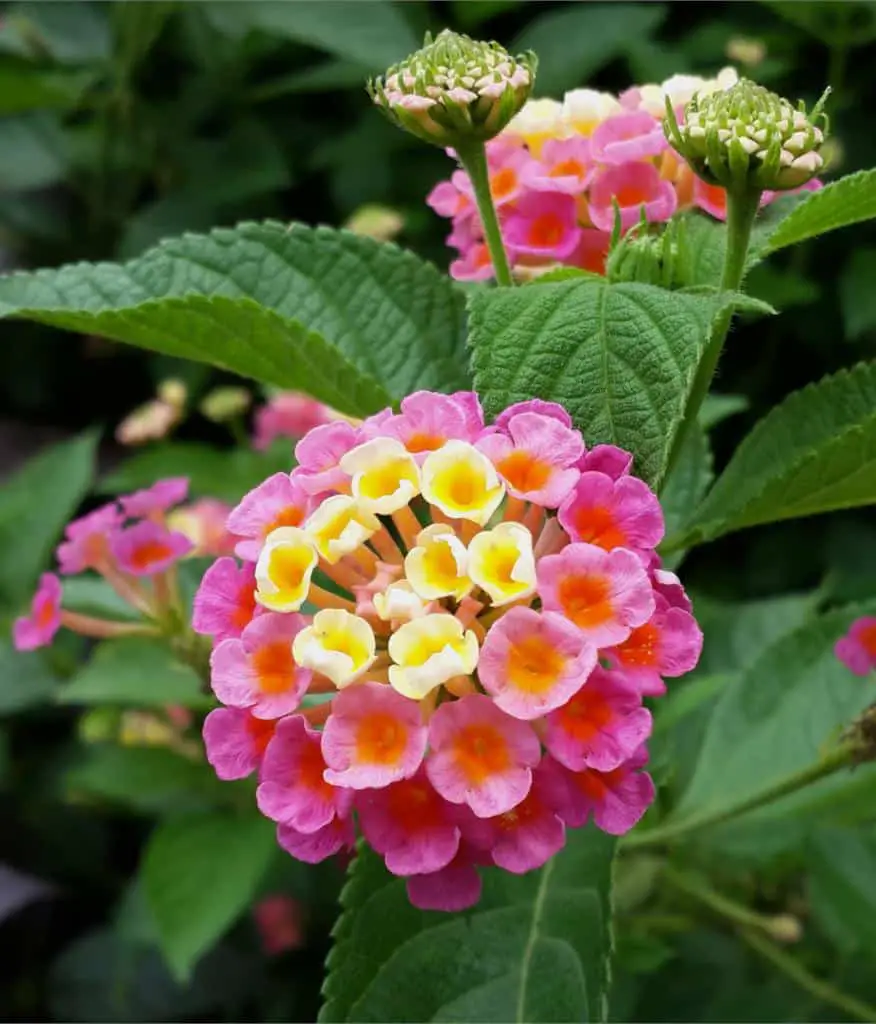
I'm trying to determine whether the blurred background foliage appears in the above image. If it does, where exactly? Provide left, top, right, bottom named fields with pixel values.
left=2, top=2, right=876, bottom=1021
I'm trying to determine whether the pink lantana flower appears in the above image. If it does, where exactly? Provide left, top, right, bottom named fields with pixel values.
left=835, top=616, right=876, bottom=676
left=606, top=594, right=704, bottom=695
left=56, top=502, right=123, bottom=574
left=450, top=241, right=497, bottom=282
left=558, top=471, right=664, bottom=555
left=227, top=473, right=314, bottom=561
left=577, top=444, right=633, bottom=480
left=427, top=179, right=474, bottom=219
left=13, top=573, right=62, bottom=651
left=257, top=716, right=353, bottom=831
left=192, top=557, right=257, bottom=642
left=253, top=392, right=332, bottom=451
left=110, top=521, right=193, bottom=577
left=544, top=667, right=652, bottom=772
left=321, top=682, right=428, bottom=789
left=210, top=612, right=310, bottom=719
left=567, top=229, right=612, bottom=276
left=590, top=111, right=668, bottom=164
left=202, top=707, right=276, bottom=780
left=477, top=411, right=583, bottom=507
left=405, top=843, right=485, bottom=912
left=503, top=192, right=582, bottom=260
left=588, top=162, right=677, bottom=232
left=294, top=421, right=361, bottom=496
left=523, top=137, right=593, bottom=194
left=364, top=390, right=484, bottom=459
left=277, top=815, right=356, bottom=864
left=478, top=607, right=597, bottom=720
left=120, top=477, right=188, bottom=518
left=452, top=144, right=530, bottom=209
left=426, top=694, right=541, bottom=818
left=537, top=542, right=655, bottom=648
left=494, top=399, right=572, bottom=430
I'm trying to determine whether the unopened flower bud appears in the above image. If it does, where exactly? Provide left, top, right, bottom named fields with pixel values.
left=664, top=78, right=829, bottom=192
left=368, top=29, right=536, bottom=148
left=767, top=914, right=803, bottom=944
left=200, top=386, right=252, bottom=423
left=725, top=37, right=766, bottom=68
left=344, top=204, right=405, bottom=241
left=157, top=378, right=187, bottom=409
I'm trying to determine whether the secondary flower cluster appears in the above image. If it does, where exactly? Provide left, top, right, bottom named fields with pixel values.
left=12, top=478, right=233, bottom=652
left=836, top=616, right=876, bottom=677
left=195, top=390, right=702, bottom=910
left=427, top=69, right=819, bottom=281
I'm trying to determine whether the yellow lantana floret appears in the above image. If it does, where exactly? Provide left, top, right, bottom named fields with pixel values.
left=405, top=523, right=472, bottom=601
left=254, top=526, right=318, bottom=612
left=388, top=613, right=479, bottom=700
left=561, top=88, right=622, bottom=135
left=421, top=440, right=505, bottom=525
left=339, top=437, right=420, bottom=515
left=304, top=495, right=380, bottom=564
left=373, top=581, right=428, bottom=622
left=292, top=609, right=376, bottom=688
left=467, top=521, right=536, bottom=606
left=505, top=97, right=566, bottom=154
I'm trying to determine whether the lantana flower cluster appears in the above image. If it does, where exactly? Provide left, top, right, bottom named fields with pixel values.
left=194, top=390, right=702, bottom=910
left=13, top=478, right=234, bottom=652
left=427, top=68, right=818, bottom=281
left=836, top=617, right=876, bottom=677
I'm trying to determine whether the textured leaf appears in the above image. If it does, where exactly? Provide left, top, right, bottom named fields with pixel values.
left=469, top=278, right=718, bottom=487
left=143, top=811, right=275, bottom=980
left=512, top=3, right=666, bottom=96
left=682, top=362, right=876, bottom=545
left=808, top=827, right=876, bottom=954
left=0, top=222, right=469, bottom=416
left=659, top=426, right=712, bottom=567
left=760, top=169, right=876, bottom=255
left=0, top=432, right=96, bottom=606
left=58, top=639, right=212, bottom=709
left=668, top=602, right=876, bottom=827
left=320, top=828, right=615, bottom=1023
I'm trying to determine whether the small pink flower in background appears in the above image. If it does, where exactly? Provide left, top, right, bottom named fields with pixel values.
left=192, top=557, right=257, bottom=642
left=202, top=707, right=276, bottom=780
left=693, top=177, right=730, bottom=220
left=567, top=228, right=612, bottom=276
left=590, top=111, right=667, bottom=165
left=453, top=143, right=530, bottom=209
left=427, top=179, right=473, bottom=219
left=253, top=392, right=333, bottom=451
left=13, top=573, right=62, bottom=651
left=168, top=498, right=236, bottom=557
left=503, top=192, right=582, bottom=259
left=253, top=894, right=305, bottom=956
left=110, top=521, right=193, bottom=577
left=450, top=242, right=496, bottom=282
left=120, top=478, right=189, bottom=517
left=56, top=502, right=123, bottom=574
left=588, top=162, right=677, bottom=232
left=227, top=473, right=313, bottom=561
left=835, top=616, right=876, bottom=676
left=523, top=137, right=593, bottom=194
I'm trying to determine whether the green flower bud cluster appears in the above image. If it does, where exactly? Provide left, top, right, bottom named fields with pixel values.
left=664, top=78, right=829, bottom=192
left=368, top=29, right=536, bottom=148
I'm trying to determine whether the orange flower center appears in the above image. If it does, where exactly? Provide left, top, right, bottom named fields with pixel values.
left=405, top=432, right=445, bottom=454
left=263, top=506, right=305, bottom=536
left=572, top=505, right=627, bottom=550
left=387, top=777, right=445, bottom=830
left=452, top=724, right=510, bottom=783
left=253, top=641, right=295, bottom=694
left=36, top=599, right=56, bottom=629
left=556, top=687, right=613, bottom=741
left=859, top=622, right=876, bottom=656
left=297, top=737, right=334, bottom=798
left=558, top=573, right=613, bottom=629
left=232, top=583, right=257, bottom=631
left=497, top=792, right=540, bottom=831
left=507, top=635, right=567, bottom=694
left=355, top=713, right=407, bottom=765
left=498, top=450, right=551, bottom=493
left=129, top=540, right=174, bottom=572
left=616, top=184, right=651, bottom=208
left=490, top=167, right=518, bottom=200
left=527, top=213, right=564, bottom=248
left=246, top=715, right=276, bottom=757
left=616, top=622, right=659, bottom=667
left=550, top=158, right=584, bottom=178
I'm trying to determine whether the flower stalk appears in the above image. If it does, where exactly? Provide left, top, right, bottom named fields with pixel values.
left=454, top=140, right=514, bottom=287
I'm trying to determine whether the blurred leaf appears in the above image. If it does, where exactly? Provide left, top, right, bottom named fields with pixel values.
left=249, top=59, right=372, bottom=99
left=0, top=637, right=59, bottom=712
left=682, top=362, right=876, bottom=545
left=699, top=393, right=749, bottom=429
left=65, top=744, right=229, bottom=814
left=100, top=442, right=290, bottom=504
left=840, top=248, right=876, bottom=341
left=808, top=826, right=876, bottom=953
left=0, top=113, right=69, bottom=190
left=469, top=278, right=720, bottom=488
left=452, top=0, right=522, bottom=28
left=0, top=62, right=95, bottom=113
left=745, top=263, right=821, bottom=310
left=143, top=811, right=275, bottom=981
left=58, top=639, right=212, bottom=709
left=760, top=169, right=876, bottom=255
left=49, top=926, right=259, bottom=1022
left=0, top=861, right=54, bottom=923
left=0, top=431, right=96, bottom=606
left=673, top=213, right=725, bottom=289
left=0, top=222, right=471, bottom=416
left=7, top=1, right=112, bottom=63
left=60, top=576, right=142, bottom=621
left=512, top=3, right=667, bottom=96
left=203, top=0, right=417, bottom=69
left=659, top=426, right=712, bottom=568
left=111, top=1, right=176, bottom=75
left=760, top=0, right=876, bottom=46
left=320, top=828, right=615, bottom=1023
left=669, top=602, right=876, bottom=828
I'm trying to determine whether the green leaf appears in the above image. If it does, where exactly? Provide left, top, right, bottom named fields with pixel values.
left=8, top=1, right=112, bottom=63
left=468, top=278, right=719, bottom=488
left=668, top=602, right=876, bottom=828
left=0, top=637, right=59, bottom=712
left=0, top=63, right=95, bottom=114
left=512, top=3, right=666, bottom=96
left=0, top=432, right=96, bottom=606
left=203, top=0, right=417, bottom=69
left=760, top=169, right=876, bottom=255
left=658, top=426, right=712, bottom=567
left=58, top=639, right=212, bottom=709
left=0, top=113, right=69, bottom=190
left=110, top=0, right=176, bottom=74
left=698, top=393, right=748, bottom=430
left=681, top=362, right=876, bottom=545
left=320, top=828, right=615, bottom=1023
left=143, top=811, right=275, bottom=981
left=840, top=248, right=876, bottom=341
left=0, top=222, right=469, bottom=415
left=99, top=442, right=290, bottom=504
left=808, top=827, right=876, bottom=954
left=60, top=577, right=142, bottom=621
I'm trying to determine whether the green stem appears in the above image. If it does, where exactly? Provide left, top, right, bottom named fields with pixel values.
left=662, top=187, right=762, bottom=484
left=455, top=141, right=514, bottom=287
left=662, top=865, right=785, bottom=936
left=624, top=742, right=856, bottom=850
left=741, top=929, right=876, bottom=1023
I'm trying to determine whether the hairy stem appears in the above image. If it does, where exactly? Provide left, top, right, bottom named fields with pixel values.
left=455, top=141, right=514, bottom=287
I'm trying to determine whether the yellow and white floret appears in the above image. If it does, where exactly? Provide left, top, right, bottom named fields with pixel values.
left=339, top=437, right=420, bottom=515
left=304, top=494, right=380, bottom=564
left=254, top=526, right=319, bottom=612
left=292, top=609, right=376, bottom=688
left=404, top=523, right=472, bottom=601
left=373, top=581, right=429, bottom=623
left=388, top=613, right=479, bottom=700
left=467, top=521, right=536, bottom=606
left=420, top=440, right=505, bottom=526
